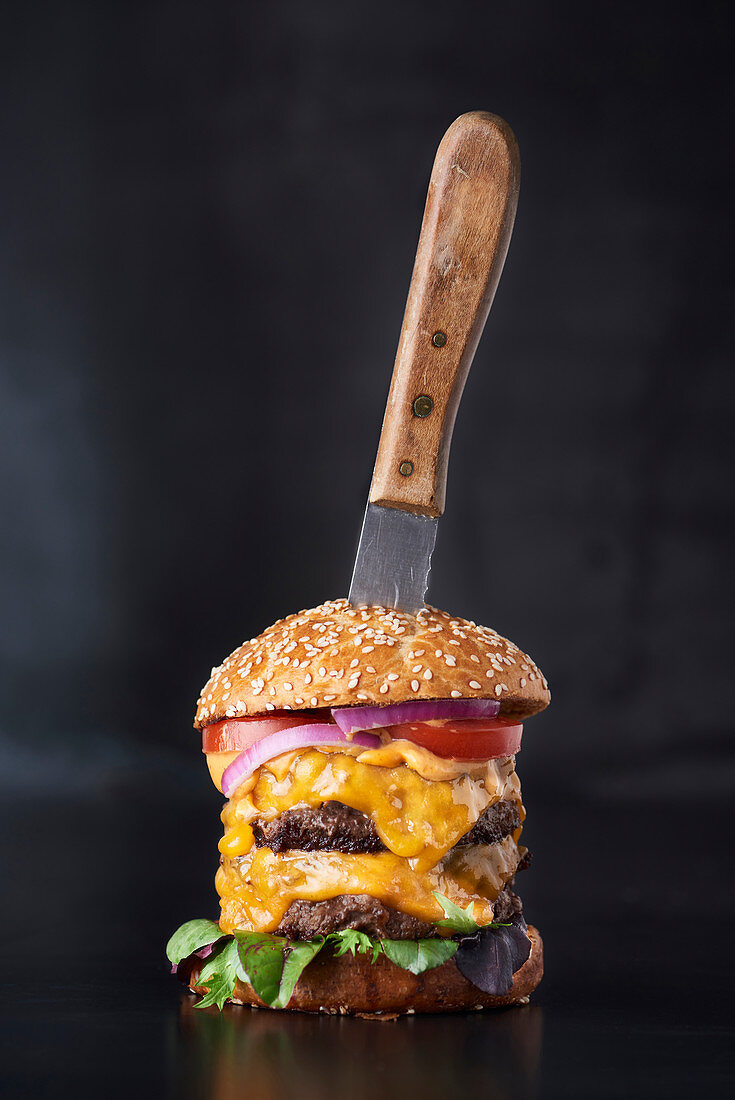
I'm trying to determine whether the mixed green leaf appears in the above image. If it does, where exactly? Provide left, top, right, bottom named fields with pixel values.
left=196, top=939, right=242, bottom=1010
left=166, top=899, right=528, bottom=1011
left=166, top=918, right=224, bottom=965
left=432, top=892, right=482, bottom=934
left=380, top=937, right=458, bottom=975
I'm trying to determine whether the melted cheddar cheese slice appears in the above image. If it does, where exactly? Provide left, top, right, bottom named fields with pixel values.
left=213, top=745, right=524, bottom=934
left=218, top=747, right=521, bottom=872
left=217, top=835, right=521, bottom=934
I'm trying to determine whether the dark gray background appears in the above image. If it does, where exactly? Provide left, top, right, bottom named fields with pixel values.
left=0, top=2, right=733, bottom=1096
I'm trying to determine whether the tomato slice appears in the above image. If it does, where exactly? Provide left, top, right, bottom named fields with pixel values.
left=202, top=710, right=333, bottom=753
left=384, top=716, right=523, bottom=760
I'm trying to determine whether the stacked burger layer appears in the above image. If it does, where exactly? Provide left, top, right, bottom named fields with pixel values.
left=169, top=600, right=549, bottom=1014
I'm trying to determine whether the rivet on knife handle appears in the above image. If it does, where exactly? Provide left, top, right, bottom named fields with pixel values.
left=369, top=111, right=520, bottom=519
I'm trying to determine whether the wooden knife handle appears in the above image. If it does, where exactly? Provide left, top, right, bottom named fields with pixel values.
left=369, top=111, right=520, bottom=518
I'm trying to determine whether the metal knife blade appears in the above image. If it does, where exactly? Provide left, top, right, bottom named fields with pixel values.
left=348, top=503, right=437, bottom=613
left=347, top=112, right=519, bottom=614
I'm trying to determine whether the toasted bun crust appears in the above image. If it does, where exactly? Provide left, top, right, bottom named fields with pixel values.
left=188, top=924, right=542, bottom=1015
left=195, top=599, right=549, bottom=728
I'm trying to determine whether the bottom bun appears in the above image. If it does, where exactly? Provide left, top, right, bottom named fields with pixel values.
left=189, top=925, right=543, bottom=1015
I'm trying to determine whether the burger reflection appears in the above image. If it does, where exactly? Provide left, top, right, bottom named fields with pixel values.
left=171, top=996, right=543, bottom=1100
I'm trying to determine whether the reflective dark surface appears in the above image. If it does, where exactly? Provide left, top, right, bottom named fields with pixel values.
left=1, top=786, right=732, bottom=1098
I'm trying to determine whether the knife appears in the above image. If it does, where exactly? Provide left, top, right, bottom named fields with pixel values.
left=349, top=111, right=521, bottom=612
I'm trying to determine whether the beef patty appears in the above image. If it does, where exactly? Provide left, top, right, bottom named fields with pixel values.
left=275, top=886, right=523, bottom=940
left=252, top=799, right=521, bottom=855
left=253, top=801, right=384, bottom=854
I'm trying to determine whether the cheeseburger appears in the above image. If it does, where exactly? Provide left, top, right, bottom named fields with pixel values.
left=168, top=598, right=549, bottom=1014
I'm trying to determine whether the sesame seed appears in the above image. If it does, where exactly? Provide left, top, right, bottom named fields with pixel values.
left=520, top=677, right=527, bottom=687
left=468, top=680, right=481, bottom=689
left=424, top=669, right=433, bottom=680
left=350, top=658, right=359, bottom=668
left=311, top=697, right=318, bottom=706
left=362, top=645, right=374, bottom=653
left=414, top=649, right=425, bottom=656
left=411, top=679, right=420, bottom=691
left=284, top=682, right=293, bottom=691
left=445, top=655, right=457, bottom=667
left=318, top=667, right=326, bottom=676
left=295, top=697, right=304, bottom=705
left=412, top=664, right=422, bottom=673
left=495, top=684, right=503, bottom=696
left=379, top=683, right=389, bottom=693
left=450, top=690, right=462, bottom=698
left=387, top=673, right=399, bottom=681
left=304, top=673, right=312, bottom=685
left=323, top=694, right=336, bottom=702
left=366, top=665, right=376, bottom=673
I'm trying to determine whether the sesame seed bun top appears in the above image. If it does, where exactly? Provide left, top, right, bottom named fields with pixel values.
left=194, top=599, right=550, bottom=729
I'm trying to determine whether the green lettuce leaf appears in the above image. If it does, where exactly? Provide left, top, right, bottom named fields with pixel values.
left=432, top=892, right=480, bottom=934
left=381, top=937, right=458, bottom=975
left=166, top=918, right=223, bottom=964
left=327, top=928, right=458, bottom=974
left=235, top=932, right=288, bottom=1006
left=168, top=905, right=502, bottom=1011
left=272, top=939, right=325, bottom=1009
left=195, top=938, right=241, bottom=1010
left=328, top=929, right=376, bottom=958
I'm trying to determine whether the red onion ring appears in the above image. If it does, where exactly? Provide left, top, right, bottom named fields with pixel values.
left=220, top=723, right=381, bottom=799
left=331, top=697, right=500, bottom=736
